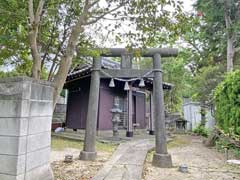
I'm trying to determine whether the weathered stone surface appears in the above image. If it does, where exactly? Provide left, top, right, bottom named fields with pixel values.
left=0, top=136, right=26, bottom=155
left=27, top=132, right=51, bottom=152
left=29, top=101, right=53, bottom=117
left=152, top=53, right=172, bottom=167
left=93, top=139, right=154, bottom=180
left=0, top=117, right=28, bottom=136
left=53, top=103, right=66, bottom=123
left=81, top=57, right=101, bottom=161
left=28, top=116, right=52, bottom=135
left=54, top=103, right=66, bottom=113
left=152, top=153, right=172, bottom=168
left=0, top=77, right=54, bottom=180
left=102, top=165, right=143, bottom=180
left=31, top=83, right=53, bottom=101
left=26, top=147, right=51, bottom=171
left=117, top=149, right=147, bottom=165
left=0, top=81, right=31, bottom=100
left=79, top=151, right=97, bottom=161
left=0, top=100, right=29, bottom=118
left=0, top=77, right=52, bottom=101
left=0, top=154, right=26, bottom=175
left=0, top=174, right=25, bottom=180
left=25, top=164, right=53, bottom=180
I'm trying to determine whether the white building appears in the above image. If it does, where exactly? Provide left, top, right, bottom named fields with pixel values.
left=182, top=99, right=215, bottom=131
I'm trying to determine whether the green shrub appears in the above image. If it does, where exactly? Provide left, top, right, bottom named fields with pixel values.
left=214, top=70, right=240, bottom=135
left=215, top=138, right=240, bottom=158
left=193, top=125, right=209, bottom=137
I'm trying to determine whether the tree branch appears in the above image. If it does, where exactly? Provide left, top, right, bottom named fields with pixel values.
left=35, top=0, right=45, bottom=23
left=224, top=0, right=231, bottom=29
left=53, top=0, right=91, bottom=105
left=28, top=0, right=34, bottom=24
left=89, top=0, right=100, bottom=8
left=41, top=21, right=58, bottom=70
left=28, top=0, right=45, bottom=79
left=84, top=3, right=125, bottom=25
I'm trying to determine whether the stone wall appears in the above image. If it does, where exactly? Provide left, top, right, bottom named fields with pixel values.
left=0, top=77, right=54, bottom=180
left=53, top=104, right=66, bottom=123
left=52, top=96, right=66, bottom=130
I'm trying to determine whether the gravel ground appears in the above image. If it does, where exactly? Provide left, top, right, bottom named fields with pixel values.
left=143, top=135, right=240, bottom=180
left=51, top=148, right=112, bottom=180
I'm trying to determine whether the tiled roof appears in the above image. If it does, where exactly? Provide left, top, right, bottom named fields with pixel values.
left=66, top=58, right=173, bottom=89
left=68, top=57, right=120, bottom=77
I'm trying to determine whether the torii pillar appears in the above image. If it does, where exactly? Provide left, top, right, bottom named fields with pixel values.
left=121, top=53, right=134, bottom=137
left=152, top=53, right=172, bottom=168
left=80, top=48, right=177, bottom=166
left=80, top=57, right=101, bottom=161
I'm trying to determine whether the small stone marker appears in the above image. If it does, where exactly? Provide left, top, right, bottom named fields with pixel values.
left=64, top=154, right=73, bottom=163
left=227, top=160, right=240, bottom=165
left=179, top=164, right=188, bottom=173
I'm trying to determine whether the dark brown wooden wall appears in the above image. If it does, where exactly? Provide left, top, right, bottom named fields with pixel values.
left=66, top=78, right=147, bottom=130
left=135, top=92, right=146, bottom=128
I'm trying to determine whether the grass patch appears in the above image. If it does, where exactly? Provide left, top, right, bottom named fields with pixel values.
left=145, top=135, right=191, bottom=162
left=51, top=136, right=117, bottom=153
left=215, top=138, right=240, bottom=159
left=168, top=135, right=191, bottom=149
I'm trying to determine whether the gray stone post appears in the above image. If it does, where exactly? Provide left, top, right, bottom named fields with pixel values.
left=0, top=77, right=54, bottom=180
left=121, top=53, right=132, bottom=69
left=126, top=85, right=133, bottom=137
left=120, top=53, right=134, bottom=137
left=149, top=91, right=155, bottom=135
left=80, top=57, right=101, bottom=161
left=152, top=53, right=172, bottom=168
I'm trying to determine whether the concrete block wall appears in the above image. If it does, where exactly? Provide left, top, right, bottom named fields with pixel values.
left=0, top=77, right=54, bottom=180
left=53, top=104, right=66, bottom=123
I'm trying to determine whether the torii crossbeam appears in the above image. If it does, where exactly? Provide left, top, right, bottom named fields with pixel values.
left=80, top=48, right=178, bottom=168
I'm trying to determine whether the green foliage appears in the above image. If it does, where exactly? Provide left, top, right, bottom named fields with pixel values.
left=176, top=1, right=240, bottom=106
left=0, top=0, right=29, bottom=64
left=193, top=124, right=209, bottom=137
left=195, top=0, right=240, bottom=70
left=162, top=50, right=193, bottom=112
left=137, top=50, right=193, bottom=112
left=214, top=70, right=240, bottom=135
left=192, top=65, right=225, bottom=103
left=215, top=138, right=240, bottom=158
left=0, top=0, right=185, bottom=80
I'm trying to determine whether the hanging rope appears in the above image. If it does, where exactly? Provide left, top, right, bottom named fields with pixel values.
left=100, top=69, right=155, bottom=82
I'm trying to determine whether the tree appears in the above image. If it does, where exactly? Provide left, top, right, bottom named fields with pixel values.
left=162, top=50, right=193, bottom=112
left=169, top=2, right=238, bottom=104
left=0, top=0, right=184, bottom=106
left=196, top=0, right=240, bottom=72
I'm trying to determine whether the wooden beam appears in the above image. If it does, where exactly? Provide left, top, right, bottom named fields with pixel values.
left=100, top=69, right=154, bottom=78
left=100, top=48, right=178, bottom=57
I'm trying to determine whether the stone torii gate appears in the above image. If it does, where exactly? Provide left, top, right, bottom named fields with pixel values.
left=80, top=48, right=178, bottom=168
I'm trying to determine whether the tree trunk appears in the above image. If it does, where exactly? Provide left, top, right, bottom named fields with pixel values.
left=28, top=0, right=45, bottom=79
left=200, top=105, right=206, bottom=126
left=227, top=37, right=235, bottom=72
left=52, top=19, right=86, bottom=107
left=53, top=56, right=72, bottom=107
left=29, top=29, right=42, bottom=79
left=224, top=0, right=235, bottom=72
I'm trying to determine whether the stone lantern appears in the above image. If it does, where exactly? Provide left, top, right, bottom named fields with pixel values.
left=111, top=97, right=122, bottom=138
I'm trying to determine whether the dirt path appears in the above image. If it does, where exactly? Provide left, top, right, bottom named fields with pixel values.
left=143, top=135, right=240, bottom=180
left=51, top=149, right=112, bottom=180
